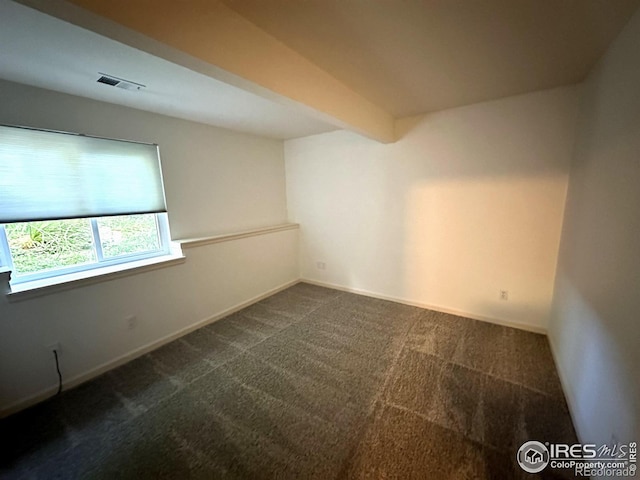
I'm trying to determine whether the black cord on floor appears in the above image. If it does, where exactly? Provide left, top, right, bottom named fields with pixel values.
left=53, top=349, right=62, bottom=395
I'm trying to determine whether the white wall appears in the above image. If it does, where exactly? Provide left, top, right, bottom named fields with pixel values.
left=0, top=80, right=287, bottom=239
left=0, top=80, right=298, bottom=413
left=549, top=8, right=640, bottom=449
left=286, top=86, right=578, bottom=331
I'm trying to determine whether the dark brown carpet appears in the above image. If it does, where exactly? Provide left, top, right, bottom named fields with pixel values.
left=0, top=283, right=578, bottom=479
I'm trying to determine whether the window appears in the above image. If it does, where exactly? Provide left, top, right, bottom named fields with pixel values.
left=0, top=214, right=170, bottom=284
left=0, top=124, right=172, bottom=286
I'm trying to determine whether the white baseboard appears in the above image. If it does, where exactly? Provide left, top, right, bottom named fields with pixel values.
left=301, top=278, right=547, bottom=335
left=546, top=334, right=586, bottom=444
left=2, top=277, right=547, bottom=418
left=0, top=278, right=300, bottom=419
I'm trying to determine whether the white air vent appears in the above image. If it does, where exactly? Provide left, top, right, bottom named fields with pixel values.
left=96, top=73, right=146, bottom=91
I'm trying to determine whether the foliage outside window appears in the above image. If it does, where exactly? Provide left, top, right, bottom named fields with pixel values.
left=0, top=213, right=169, bottom=283
left=0, top=124, right=170, bottom=285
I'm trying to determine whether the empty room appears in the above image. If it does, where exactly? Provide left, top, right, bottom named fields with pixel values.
left=0, top=0, right=639, bottom=478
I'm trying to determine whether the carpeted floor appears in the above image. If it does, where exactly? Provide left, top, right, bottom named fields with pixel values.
left=0, top=283, right=578, bottom=479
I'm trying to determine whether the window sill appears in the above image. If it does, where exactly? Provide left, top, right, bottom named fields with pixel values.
left=4, top=252, right=185, bottom=302
left=1, top=223, right=298, bottom=302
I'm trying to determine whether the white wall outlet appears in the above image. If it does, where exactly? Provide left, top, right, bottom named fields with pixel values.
left=500, top=290, right=509, bottom=301
left=316, top=261, right=326, bottom=270
left=125, top=315, right=137, bottom=330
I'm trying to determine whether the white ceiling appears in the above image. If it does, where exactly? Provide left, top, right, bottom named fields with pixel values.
left=0, top=0, right=336, bottom=140
left=2, top=0, right=639, bottom=141
left=225, top=0, right=640, bottom=117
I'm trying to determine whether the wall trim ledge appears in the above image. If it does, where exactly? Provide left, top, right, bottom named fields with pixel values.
left=177, top=223, right=299, bottom=249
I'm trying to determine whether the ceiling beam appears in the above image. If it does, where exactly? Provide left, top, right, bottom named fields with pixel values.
left=16, top=0, right=395, bottom=143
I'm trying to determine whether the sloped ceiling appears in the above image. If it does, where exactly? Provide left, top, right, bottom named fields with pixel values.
left=224, top=0, right=640, bottom=116
left=0, top=1, right=337, bottom=139
left=6, top=0, right=640, bottom=141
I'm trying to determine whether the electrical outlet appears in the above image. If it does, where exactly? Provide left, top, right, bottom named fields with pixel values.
left=46, top=342, right=61, bottom=354
left=125, top=315, right=137, bottom=330
left=500, top=290, right=509, bottom=301
left=316, top=261, right=326, bottom=270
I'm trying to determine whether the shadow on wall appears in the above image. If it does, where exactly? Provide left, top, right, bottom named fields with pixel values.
left=548, top=79, right=640, bottom=444
left=550, top=274, right=638, bottom=444
left=551, top=11, right=640, bottom=433
left=402, top=175, right=565, bottom=327
left=293, top=86, right=578, bottom=330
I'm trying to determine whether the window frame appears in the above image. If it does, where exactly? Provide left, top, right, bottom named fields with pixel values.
left=0, top=213, right=171, bottom=285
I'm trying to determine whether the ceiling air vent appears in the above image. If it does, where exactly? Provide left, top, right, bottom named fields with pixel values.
left=96, top=73, right=146, bottom=91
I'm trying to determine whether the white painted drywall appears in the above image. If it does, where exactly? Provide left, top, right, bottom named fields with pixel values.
left=549, top=8, right=640, bottom=449
left=286, top=86, right=578, bottom=331
left=0, top=79, right=287, bottom=239
left=0, top=80, right=298, bottom=413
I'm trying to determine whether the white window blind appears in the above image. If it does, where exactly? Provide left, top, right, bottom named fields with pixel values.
left=0, top=124, right=166, bottom=223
